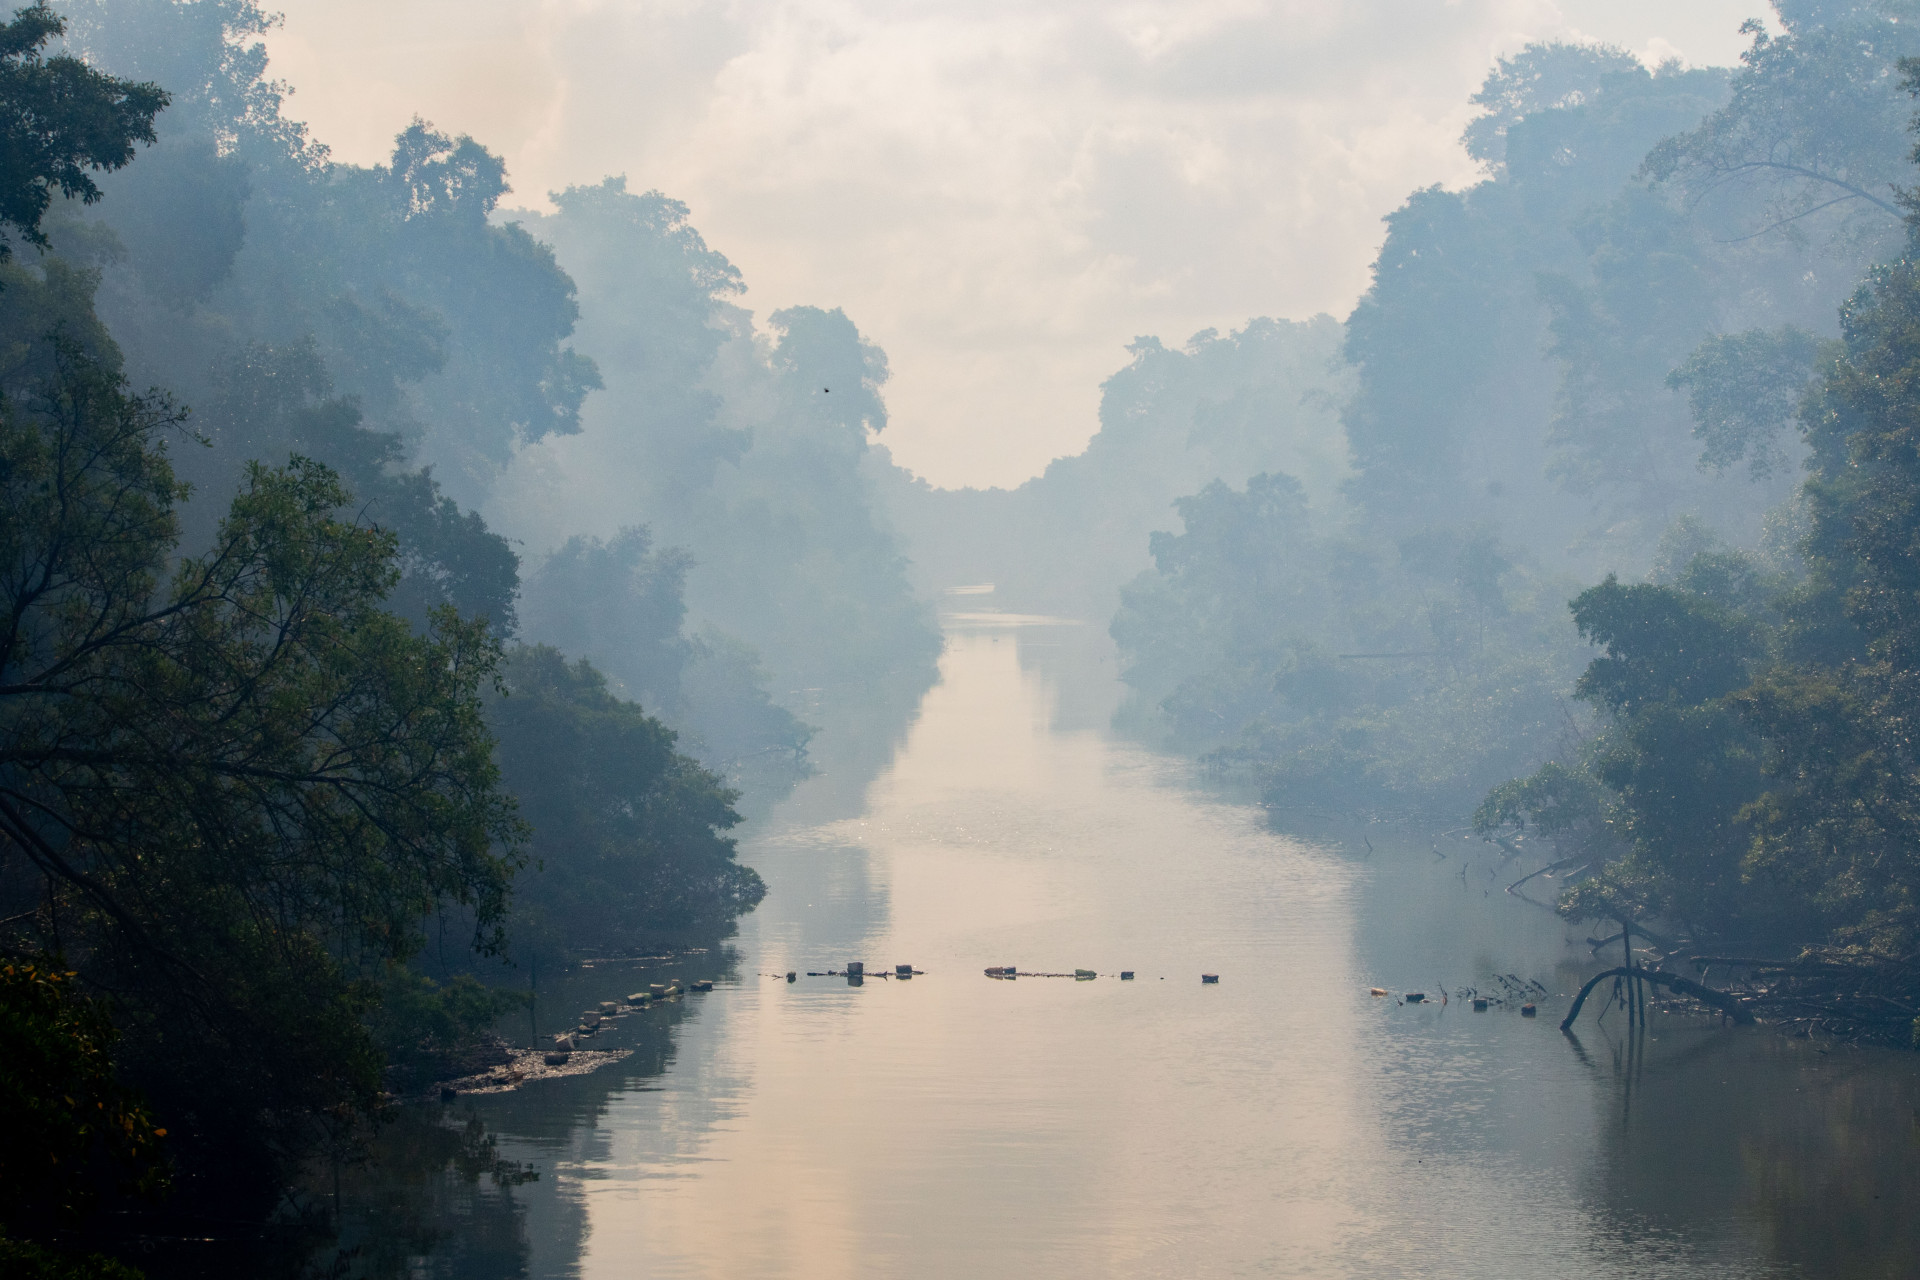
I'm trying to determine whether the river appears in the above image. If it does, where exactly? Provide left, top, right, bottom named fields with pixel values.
left=381, top=608, right=1920, bottom=1279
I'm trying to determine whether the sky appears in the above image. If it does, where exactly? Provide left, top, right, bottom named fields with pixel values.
left=264, top=0, right=1762, bottom=489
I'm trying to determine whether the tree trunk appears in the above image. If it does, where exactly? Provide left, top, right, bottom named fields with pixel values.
left=1560, top=966, right=1755, bottom=1032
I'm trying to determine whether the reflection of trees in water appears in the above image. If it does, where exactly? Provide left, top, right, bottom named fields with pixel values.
left=320, top=944, right=748, bottom=1278
left=1578, top=1026, right=1920, bottom=1276
left=319, top=1109, right=537, bottom=1280
left=1737, top=1056, right=1920, bottom=1278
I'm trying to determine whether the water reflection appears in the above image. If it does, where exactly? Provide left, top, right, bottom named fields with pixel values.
left=375, top=611, right=1920, bottom=1279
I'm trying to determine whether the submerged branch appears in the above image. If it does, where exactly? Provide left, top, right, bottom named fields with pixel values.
left=1559, top=965, right=1755, bottom=1032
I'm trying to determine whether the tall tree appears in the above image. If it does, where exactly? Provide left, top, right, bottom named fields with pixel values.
left=0, top=2, right=164, bottom=263
left=0, top=295, right=522, bottom=1211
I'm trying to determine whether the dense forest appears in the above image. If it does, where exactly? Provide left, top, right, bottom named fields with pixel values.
left=0, top=1, right=938, bottom=1275
left=18, top=0, right=1920, bottom=1273
left=888, top=2, right=1920, bottom=1037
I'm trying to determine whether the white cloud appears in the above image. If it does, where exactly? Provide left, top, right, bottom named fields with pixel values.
left=265, top=0, right=1756, bottom=487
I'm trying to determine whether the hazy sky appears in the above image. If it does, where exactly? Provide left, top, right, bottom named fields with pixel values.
left=265, top=0, right=1760, bottom=488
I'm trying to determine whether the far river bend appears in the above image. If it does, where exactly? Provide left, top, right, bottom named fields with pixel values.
left=397, top=606, right=1920, bottom=1279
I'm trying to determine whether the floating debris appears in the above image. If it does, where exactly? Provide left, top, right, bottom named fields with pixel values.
left=691, top=979, right=714, bottom=992
left=846, top=962, right=865, bottom=978
left=1472, top=998, right=1489, bottom=1011
left=438, top=1046, right=631, bottom=1094
left=1120, top=971, right=1135, bottom=980
left=1074, top=969, right=1097, bottom=980
left=1403, top=992, right=1425, bottom=1003
left=1369, top=987, right=1388, bottom=997
left=984, top=966, right=1016, bottom=978
left=786, top=972, right=797, bottom=983
left=1521, top=1003, right=1537, bottom=1017
left=895, top=964, right=914, bottom=977
left=1202, top=974, right=1220, bottom=984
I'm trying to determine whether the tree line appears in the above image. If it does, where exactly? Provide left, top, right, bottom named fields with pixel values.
left=0, top=3, right=925, bottom=1274
left=1078, top=5, right=1920, bottom=1035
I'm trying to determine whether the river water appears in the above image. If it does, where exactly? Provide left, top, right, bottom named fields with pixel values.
left=394, top=610, right=1920, bottom=1279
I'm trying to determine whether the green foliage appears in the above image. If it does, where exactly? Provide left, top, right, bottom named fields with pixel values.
left=522, top=526, right=693, bottom=712
left=1475, top=759, right=1610, bottom=842
left=194, top=338, right=521, bottom=629
left=1344, top=51, right=1730, bottom=540
left=0, top=1237, right=142, bottom=1280
left=0, top=326, right=522, bottom=1196
left=1111, top=473, right=1591, bottom=811
left=1570, top=576, right=1761, bottom=711
left=1485, top=237, right=1920, bottom=953
left=489, top=645, right=764, bottom=959
left=498, top=179, right=939, bottom=697
left=0, top=960, right=166, bottom=1231
left=1462, top=42, right=1644, bottom=173
left=0, top=2, right=165, bottom=262
left=367, top=967, right=523, bottom=1093
left=1668, top=326, right=1824, bottom=478
left=520, top=528, right=811, bottom=780
left=1645, top=10, right=1916, bottom=247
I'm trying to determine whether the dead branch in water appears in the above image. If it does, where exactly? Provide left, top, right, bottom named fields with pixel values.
left=1560, top=965, right=1756, bottom=1032
left=1505, top=855, right=1585, bottom=895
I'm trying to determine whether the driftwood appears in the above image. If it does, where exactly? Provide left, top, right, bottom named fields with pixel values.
left=1556, top=946, right=1920, bottom=1045
left=1506, top=855, right=1586, bottom=896
left=1560, top=965, right=1755, bottom=1032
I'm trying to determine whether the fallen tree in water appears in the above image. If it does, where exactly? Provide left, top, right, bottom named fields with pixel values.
left=1561, top=951, right=1920, bottom=1046
left=1684, top=952, right=1920, bottom=1045
left=1560, top=965, right=1756, bottom=1031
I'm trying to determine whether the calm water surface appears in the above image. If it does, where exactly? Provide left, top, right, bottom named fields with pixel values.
left=409, top=612, right=1920, bottom=1279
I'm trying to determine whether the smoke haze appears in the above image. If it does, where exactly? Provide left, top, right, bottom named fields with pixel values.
left=264, top=0, right=1759, bottom=486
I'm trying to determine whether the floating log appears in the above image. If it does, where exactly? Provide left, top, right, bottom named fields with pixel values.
left=1202, top=974, right=1220, bottom=984
left=1560, top=966, right=1753, bottom=1031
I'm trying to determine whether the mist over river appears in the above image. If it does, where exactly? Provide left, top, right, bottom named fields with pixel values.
left=385, top=608, right=1920, bottom=1280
